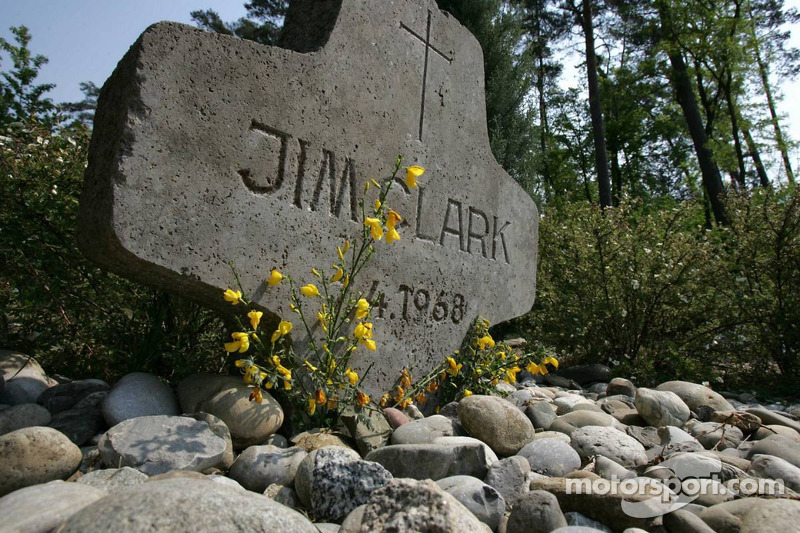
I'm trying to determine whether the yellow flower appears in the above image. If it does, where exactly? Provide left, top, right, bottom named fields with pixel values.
left=361, top=338, right=377, bottom=351
left=300, top=284, right=320, bottom=297
left=331, top=267, right=344, bottom=283
left=505, top=365, right=521, bottom=384
left=248, top=310, right=263, bottom=330
left=328, top=359, right=337, bottom=373
left=223, top=288, right=242, bottom=305
left=249, top=388, right=263, bottom=403
left=342, top=240, right=350, bottom=254
left=337, top=246, right=345, bottom=261
left=463, top=389, right=473, bottom=397
left=416, top=392, right=427, bottom=404
left=303, top=360, right=318, bottom=372
left=234, top=359, right=247, bottom=368
left=386, top=227, right=400, bottom=244
left=356, top=391, right=370, bottom=407
left=364, top=217, right=384, bottom=240
left=315, top=389, right=327, bottom=405
left=543, top=356, right=559, bottom=369
left=498, top=351, right=506, bottom=360
left=276, top=365, right=291, bottom=378
left=371, top=179, right=380, bottom=188
left=327, top=395, right=339, bottom=410
left=343, top=274, right=350, bottom=288
left=243, top=365, right=258, bottom=384
left=380, top=393, right=391, bottom=407
left=267, top=269, right=283, bottom=286
left=445, top=356, right=462, bottom=376
left=346, top=368, right=359, bottom=385
left=538, top=363, right=549, bottom=375
left=386, top=210, right=403, bottom=229
left=355, top=298, right=370, bottom=319
left=374, top=198, right=382, bottom=210
left=405, top=165, right=425, bottom=188
left=307, top=397, right=316, bottom=415
left=271, top=319, right=293, bottom=343
left=401, top=369, right=412, bottom=389
left=477, top=334, right=495, bottom=350
left=283, top=379, right=292, bottom=391
left=225, top=332, right=250, bottom=353
left=354, top=322, right=373, bottom=340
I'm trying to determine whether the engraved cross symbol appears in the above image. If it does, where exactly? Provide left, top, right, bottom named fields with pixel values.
left=401, top=9, right=453, bottom=141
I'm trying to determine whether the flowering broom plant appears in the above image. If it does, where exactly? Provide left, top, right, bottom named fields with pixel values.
left=383, top=317, right=559, bottom=409
left=221, top=156, right=425, bottom=428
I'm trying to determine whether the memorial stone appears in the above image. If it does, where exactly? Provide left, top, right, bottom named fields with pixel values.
left=78, top=0, right=539, bottom=396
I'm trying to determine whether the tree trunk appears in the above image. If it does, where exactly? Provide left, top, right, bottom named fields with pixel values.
left=742, top=127, right=770, bottom=187
left=724, top=72, right=747, bottom=189
left=581, top=0, right=613, bottom=209
left=752, top=26, right=795, bottom=183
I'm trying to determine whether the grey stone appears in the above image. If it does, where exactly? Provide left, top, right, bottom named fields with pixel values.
left=659, top=425, right=698, bottom=445
left=484, top=455, right=531, bottom=508
left=740, top=499, right=800, bottom=533
left=97, top=415, right=228, bottom=475
left=184, top=411, right=235, bottom=469
left=383, top=407, right=410, bottom=429
left=746, top=434, right=800, bottom=468
left=339, top=406, right=392, bottom=455
left=518, top=438, right=581, bottom=477
left=391, top=414, right=458, bottom=444
left=551, top=528, right=608, bottom=533
left=366, top=442, right=489, bottom=480
left=564, top=513, right=613, bottom=532
left=698, top=505, right=742, bottom=533
left=228, top=444, right=307, bottom=492
left=359, top=478, right=489, bottom=532
left=340, top=504, right=366, bottom=533
left=37, top=379, right=109, bottom=414
left=607, top=378, right=636, bottom=397
left=433, top=435, right=499, bottom=467
left=556, top=410, right=617, bottom=429
left=746, top=407, right=800, bottom=434
left=507, top=490, right=568, bottom=533
left=656, top=381, right=734, bottom=412
left=753, top=423, right=800, bottom=442
left=0, top=426, right=82, bottom=496
left=188, top=375, right=284, bottom=449
left=525, top=400, right=557, bottom=430
left=265, top=433, right=289, bottom=448
left=533, top=431, right=572, bottom=443
left=663, top=509, right=717, bottom=533
left=209, top=474, right=247, bottom=491
left=294, top=446, right=392, bottom=521
left=436, top=475, right=505, bottom=529
left=748, top=454, right=800, bottom=492
left=48, top=407, right=105, bottom=446
left=0, top=369, right=57, bottom=406
left=0, top=402, right=51, bottom=435
left=0, top=480, right=107, bottom=533
left=58, top=478, right=317, bottom=532
left=570, top=426, right=648, bottom=467
left=595, top=455, right=636, bottom=481
left=78, top=0, right=539, bottom=401
left=102, top=372, right=179, bottom=426
left=687, top=421, right=743, bottom=450
left=634, top=387, right=690, bottom=428
left=263, top=483, right=300, bottom=507
left=458, top=395, right=535, bottom=456
left=553, top=394, right=595, bottom=415
left=626, top=426, right=661, bottom=449
left=0, top=350, right=45, bottom=375
left=556, top=364, right=611, bottom=385
left=291, top=428, right=353, bottom=452
left=76, top=466, right=149, bottom=492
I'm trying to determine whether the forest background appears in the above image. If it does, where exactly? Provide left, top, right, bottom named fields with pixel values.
left=1, top=0, right=799, bottom=396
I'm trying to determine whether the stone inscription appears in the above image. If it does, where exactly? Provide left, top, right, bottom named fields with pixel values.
left=238, top=124, right=512, bottom=264
left=366, top=280, right=467, bottom=325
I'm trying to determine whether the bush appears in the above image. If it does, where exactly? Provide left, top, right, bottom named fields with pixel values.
left=0, top=118, right=226, bottom=382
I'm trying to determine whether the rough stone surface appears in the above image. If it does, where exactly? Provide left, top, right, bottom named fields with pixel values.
left=0, top=426, right=82, bottom=496
left=687, top=421, right=743, bottom=450
left=656, top=381, right=734, bottom=412
left=0, top=480, right=107, bottom=533
left=0, top=402, right=51, bottom=435
left=433, top=435, right=498, bottom=467
left=748, top=453, right=800, bottom=492
left=76, top=466, right=149, bottom=492
left=293, top=446, right=393, bottom=521
left=366, top=442, right=489, bottom=480
left=484, top=455, right=530, bottom=508
left=228, top=444, right=307, bottom=492
left=37, top=379, right=110, bottom=414
left=359, top=478, right=489, bottom=532
left=391, top=414, right=458, bottom=444
left=58, top=478, right=318, bottom=532
left=607, top=378, right=636, bottom=398
left=78, top=0, right=539, bottom=399
left=570, top=426, right=648, bottom=467
left=97, top=415, right=228, bottom=475
left=507, top=490, right=569, bottom=533
left=436, top=475, right=505, bottom=529
left=291, top=429, right=353, bottom=452
left=739, top=499, right=800, bottom=533
left=634, top=388, right=690, bottom=428
left=458, top=395, right=535, bottom=455
left=746, top=434, right=800, bottom=468
left=339, top=407, right=393, bottom=456
left=518, top=438, right=582, bottom=477
left=102, top=372, right=179, bottom=426
left=184, top=411, right=235, bottom=469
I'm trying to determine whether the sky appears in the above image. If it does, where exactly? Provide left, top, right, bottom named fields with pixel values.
left=1, top=0, right=799, bottom=168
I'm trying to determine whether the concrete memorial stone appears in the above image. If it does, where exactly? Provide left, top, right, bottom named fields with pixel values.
left=78, top=0, right=538, bottom=396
